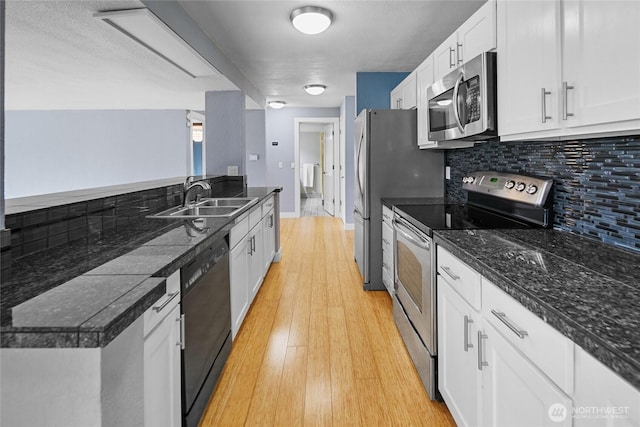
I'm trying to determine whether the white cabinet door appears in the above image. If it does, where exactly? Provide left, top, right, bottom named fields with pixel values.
left=144, top=304, right=181, bottom=427
left=390, top=85, right=402, bottom=110
left=381, top=218, right=394, bottom=296
left=248, top=221, right=264, bottom=302
left=457, top=0, right=496, bottom=66
left=416, top=55, right=434, bottom=148
left=481, top=320, right=573, bottom=427
left=497, top=0, right=561, bottom=136
left=402, top=71, right=417, bottom=109
left=562, top=0, right=640, bottom=129
left=434, top=31, right=459, bottom=81
left=437, top=277, right=481, bottom=427
left=230, top=237, right=250, bottom=338
left=262, top=209, right=276, bottom=273
left=574, top=346, right=640, bottom=427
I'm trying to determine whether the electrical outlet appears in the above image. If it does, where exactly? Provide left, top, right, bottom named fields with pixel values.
left=445, top=166, right=451, bottom=180
left=227, top=166, right=238, bottom=176
left=278, top=162, right=283, bottom=169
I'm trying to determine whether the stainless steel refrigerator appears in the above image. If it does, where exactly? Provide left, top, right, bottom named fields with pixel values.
left=354, top=109, right=444, bottom=290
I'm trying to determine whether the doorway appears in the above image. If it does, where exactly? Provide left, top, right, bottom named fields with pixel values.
left=294, top=117, right=341, bottom=218
left=187, top=111, right=205, bottom=176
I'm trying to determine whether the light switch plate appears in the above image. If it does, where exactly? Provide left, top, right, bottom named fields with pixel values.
left=290, top=162, right=295, bottom=169
left=249, top=154, right=259, bottom=161
left=278, top=162, right=283, bottom=169
left=227, top=166, right=239, bottom=176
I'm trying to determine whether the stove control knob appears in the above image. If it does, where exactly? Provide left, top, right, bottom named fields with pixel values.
left=527, top=185, right=538, bottom=195
left=468, top=176, right=475, bottom=184
left=515, top=182, right=526, bottom=192
left=462, top=176, right=468, bottom=183
left=505, top=180, right=516, bottom=189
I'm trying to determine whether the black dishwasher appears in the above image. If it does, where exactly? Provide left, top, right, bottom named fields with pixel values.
left=181, top=236, right=231, bottom=427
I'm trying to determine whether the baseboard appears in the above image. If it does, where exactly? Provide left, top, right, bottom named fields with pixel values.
left=280, top=212, right=298, bottom=218
left=343, top=223, right=354, bottom=231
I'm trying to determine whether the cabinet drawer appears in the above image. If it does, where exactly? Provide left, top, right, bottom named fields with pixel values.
left=262, top=195, right=275, bottom=216
left=482, top=278, right=574, bottom=394
left=382, top=268, right=394, bottom=294
left=437, top=246, right=481, bottom=310
left=230, top=214, right=249, bottom=249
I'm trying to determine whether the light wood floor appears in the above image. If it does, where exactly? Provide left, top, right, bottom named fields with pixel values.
left=199, top=216, right=455, bottom=426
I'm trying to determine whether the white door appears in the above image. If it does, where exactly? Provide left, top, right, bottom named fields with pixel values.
left=562, top=0, right=640, bottom=129
left=322, top=123, right=335, bottom=216
left=437, top=278, right=481, bottom=427
left=144, top=304, right=182, bottom=427
left=481, top=321, right=573, bottom=427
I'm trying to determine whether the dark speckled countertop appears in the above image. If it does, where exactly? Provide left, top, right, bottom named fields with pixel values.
left=434, top=228, right=640, bottom=390
left=1, top=187, right=280, bottom=348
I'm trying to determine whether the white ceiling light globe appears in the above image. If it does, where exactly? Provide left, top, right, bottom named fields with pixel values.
left=304, top=85, right=326, bottom=95
left=290, top=7, right=333, bottom=35
left=268, top=101, right=286, bottom=109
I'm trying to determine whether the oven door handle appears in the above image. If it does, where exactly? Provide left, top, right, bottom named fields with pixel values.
left=393, top=218, right=431, bottom=251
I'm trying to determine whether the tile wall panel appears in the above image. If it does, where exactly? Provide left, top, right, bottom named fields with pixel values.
left=446, top=136, right=640, bottom=253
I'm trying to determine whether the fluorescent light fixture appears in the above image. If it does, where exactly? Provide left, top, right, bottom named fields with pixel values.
left=290, top=6, right=334, bottom=35
left=94, top=8, right=220, bottom=78
left=268, top=101, right=286, bottom=109
left=304, top=84, right=326, bottom=95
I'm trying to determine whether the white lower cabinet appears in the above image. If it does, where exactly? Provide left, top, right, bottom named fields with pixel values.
left=437, top=276, right=480, bottom=427
left=481, top=319, right=573, bottom=427
left=229, top=196, right=278, bottom=339
left=574, top=347, right=640, bottom=427
left=143, top=270, right=182, bottom=427
left=437, top=246, right=578, bottom=427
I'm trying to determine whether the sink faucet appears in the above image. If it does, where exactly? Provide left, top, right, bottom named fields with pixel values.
left=183, top=176, right=211, bottom=207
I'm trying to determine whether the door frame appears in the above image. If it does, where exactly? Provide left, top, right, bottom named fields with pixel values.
left=294, top=117, right=341, bottom=218
left=187, top=111, right=205, bottom=176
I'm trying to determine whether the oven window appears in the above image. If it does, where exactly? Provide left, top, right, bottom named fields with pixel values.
left=397, top=241, right=423, bottom=312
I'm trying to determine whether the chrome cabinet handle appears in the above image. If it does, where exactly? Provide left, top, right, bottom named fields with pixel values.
left=441, top=266, right=460, bottom=281
left=178, top=314, right=186, bottom=349
left=269, top=214, right=274, bottom=228
left=541, top=88, right=551, bottom=123
left=152, top=291, right=179, bottom=312
left=456, top=42, right=463, bottom=65
left=247, top=237, right=253, bottom=255
left=491, top=310, right=528, bottom=339
left=464, top=315, right=474, bottom=352
left=477, top=331, right=488, bottom=370
left=562, top=81, right=574, bottom=120
left=449, top=47, right=456, bottom=68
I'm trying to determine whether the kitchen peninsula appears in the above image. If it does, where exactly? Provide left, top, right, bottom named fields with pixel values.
left=0, top=175, right=281, bottom=426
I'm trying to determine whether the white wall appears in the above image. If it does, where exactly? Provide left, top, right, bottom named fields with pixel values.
left=4, top=110, right=189, bottom=198
left=265, top=107, right=340, bottom=213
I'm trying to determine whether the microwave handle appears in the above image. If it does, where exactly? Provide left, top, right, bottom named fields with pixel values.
left=452, top=73, right=465, bottom=133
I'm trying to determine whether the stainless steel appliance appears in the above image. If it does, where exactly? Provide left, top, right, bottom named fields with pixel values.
left=354, top=109, right=444, bottom=291
left=392, top=171, right=553, bottom=400
left=427, top=52, right=497, bottom=142
left=181, top=236, right=231, bottom=427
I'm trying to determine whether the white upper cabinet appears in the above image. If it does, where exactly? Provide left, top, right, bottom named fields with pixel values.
left=497, top=0, right=640, bottom=141
left=416, top=55, right=435, bottom=148
left=390, top=71, right=417, bottom=110
left=433, top=0, right=497, bottom=81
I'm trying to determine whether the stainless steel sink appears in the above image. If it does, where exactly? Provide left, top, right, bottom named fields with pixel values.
left=149, top=197, right=258, bottom=219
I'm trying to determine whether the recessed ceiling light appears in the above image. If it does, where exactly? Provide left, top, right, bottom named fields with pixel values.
left=290, top=6, right=334, bottom=35
left=304, top=84, right=326, bottom=95
left=268, top=101, right=286, bottom=109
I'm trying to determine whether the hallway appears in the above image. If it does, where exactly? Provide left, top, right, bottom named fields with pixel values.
left=199, top=216, right=455, bottom=426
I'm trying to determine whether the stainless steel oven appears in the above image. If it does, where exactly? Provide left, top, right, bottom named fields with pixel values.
left=392, top=214, right=438, bottom=399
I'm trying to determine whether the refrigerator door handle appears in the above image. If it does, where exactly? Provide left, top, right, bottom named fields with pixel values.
left=356, top=132, right=364, bottom=206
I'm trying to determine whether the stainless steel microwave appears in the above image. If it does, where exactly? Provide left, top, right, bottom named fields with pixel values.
left=427, top=51, right=497, bottom=142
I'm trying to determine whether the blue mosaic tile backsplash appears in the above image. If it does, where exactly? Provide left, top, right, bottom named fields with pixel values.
left=445, top=136, right=640, bottom=253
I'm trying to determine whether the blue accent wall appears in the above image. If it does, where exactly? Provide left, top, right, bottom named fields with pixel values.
left=446, top=136, right=640, bottom=253
left=355, top=72, right=409, bottom=114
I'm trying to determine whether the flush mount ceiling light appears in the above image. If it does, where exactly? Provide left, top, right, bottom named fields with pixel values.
left=304, top=84, right=327, bottom=95
left=94, top=8, right=220, bottom=78
left=290, top=6, right=334, bottom=35
left=268, top=101, right=286, bottom=109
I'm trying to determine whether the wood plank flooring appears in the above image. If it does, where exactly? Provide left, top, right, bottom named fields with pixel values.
left=199, top=216, right=455, bottom=426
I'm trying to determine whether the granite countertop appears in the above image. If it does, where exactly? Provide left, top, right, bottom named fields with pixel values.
left=434, top=228, right=640, bottom=390
left=381, top=197, right=450, bottom=209
left=1, top=187, right=280, bottom=349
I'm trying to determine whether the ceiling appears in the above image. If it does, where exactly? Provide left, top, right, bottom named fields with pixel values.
left=5, top=0, right=485, bottom=111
